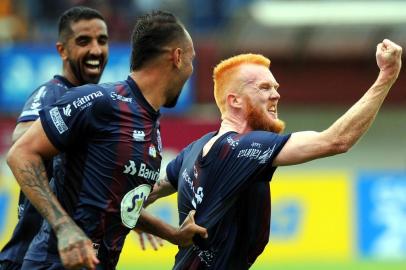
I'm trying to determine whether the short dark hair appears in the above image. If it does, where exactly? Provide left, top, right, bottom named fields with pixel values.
left=130, top=11, right=187, bottom=71
left=58, top=6, right=105, bottom=43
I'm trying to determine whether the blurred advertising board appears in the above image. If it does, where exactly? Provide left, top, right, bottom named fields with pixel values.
left=0, top=44, right=194, bottom=114
left=357, top=171, right=406, bottom=260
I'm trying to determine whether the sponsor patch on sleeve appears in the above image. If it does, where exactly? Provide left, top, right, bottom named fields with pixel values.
left=49, top=107, right=68, bottom=134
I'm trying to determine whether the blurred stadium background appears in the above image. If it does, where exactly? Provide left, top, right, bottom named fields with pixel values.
left=0, top=0, right=405, bottom=269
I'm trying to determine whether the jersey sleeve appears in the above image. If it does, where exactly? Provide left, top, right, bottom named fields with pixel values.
left=17, top=85, right=49, bottom=123
left=38, top=85, right=109, bottom=152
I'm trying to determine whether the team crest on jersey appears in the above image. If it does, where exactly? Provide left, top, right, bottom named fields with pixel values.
left=120, top=184, right=151, bottom=228
left=149, top=144, right=157, bottom=158
left=133, top=130, right=145, bottom=141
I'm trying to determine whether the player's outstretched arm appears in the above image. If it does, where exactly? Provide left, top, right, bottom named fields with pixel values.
left=133, top=229, right=164, bottom=251
left=136, top=209, right=208, bottom=247
left=6, top=119, right=99, bottom=270
left=274, top=39, right=402, bottom=166
left=133, top=173, right=176, bottom=250
left=144, top=173, right=176, bottom=207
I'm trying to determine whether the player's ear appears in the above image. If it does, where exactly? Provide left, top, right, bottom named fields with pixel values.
left=56, top=42, right=68, bottom=60
left=172, top=47, right=182, bottom=69
left=226, top=92, right=243, bottom=109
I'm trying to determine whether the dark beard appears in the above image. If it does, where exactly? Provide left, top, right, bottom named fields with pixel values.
left=163, top=92, right=181, bottom=108
left=68, top=57, right=104, bottom=85
left=245, top=98, right=285, bottom=133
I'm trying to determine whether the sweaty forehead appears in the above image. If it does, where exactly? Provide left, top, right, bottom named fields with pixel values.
left=70, top=18, right=107, bottom=37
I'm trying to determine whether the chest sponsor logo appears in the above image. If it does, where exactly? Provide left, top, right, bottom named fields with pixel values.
left=123, top=160, right=160, bottom=182
left=258, top=145, right=276, bottom=164
left=182, top=169, right=204, bottom=209
left=236, top=144, right=276, bottom=164
left=72, top=90, right=103, bottom=109
left=133, top=130, right=145, bottom=141
left=120, top=184, right=151, bottom=229
left=49, top=107, right=68, bottom=134
left=63, top=104, right=72, bottom=117
left=110, top=92, right=133, bottom=103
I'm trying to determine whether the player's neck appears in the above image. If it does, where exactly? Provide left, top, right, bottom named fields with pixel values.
left=129, top=70, right=168, bottom=111
left=62, top=70, right=80, bottom=86
left=219, top=113, right=251, bottom=135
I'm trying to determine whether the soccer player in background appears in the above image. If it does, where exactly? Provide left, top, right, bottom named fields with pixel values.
left=146, top=39, right=402, bottom=269
left=0, top=6, right=109, bottom=270
left=6, top=10, right=207, bottom=270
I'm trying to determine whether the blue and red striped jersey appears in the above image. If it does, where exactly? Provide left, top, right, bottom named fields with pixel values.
left=25, top=76, right=162, bottom=269
left=167, top=131, right=290, bottom=269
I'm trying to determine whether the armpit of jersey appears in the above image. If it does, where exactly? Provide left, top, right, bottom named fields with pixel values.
left=120, top=184, right=151, bottom=228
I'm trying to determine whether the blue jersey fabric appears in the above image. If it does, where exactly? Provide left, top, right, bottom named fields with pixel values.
left=24, top=76, right=162, bottom=270
left=167, top=131, right=291, bottom=269
left=0, top=75, right=74, bottom=266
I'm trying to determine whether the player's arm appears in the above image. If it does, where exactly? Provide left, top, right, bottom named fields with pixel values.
left=7, top=119, right=99, bottom=270
left=144, top=173, right=176, bottom=207
left=11, top=121, right=35, bottom=144
left=134, top=173, right=176, bottom=250
left=136, top=209, right=207, bottom=247
left=273, top=39, right=402, bottom=166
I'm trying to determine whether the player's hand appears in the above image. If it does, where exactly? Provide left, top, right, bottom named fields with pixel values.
left=134, top=229, right=164, bottom=250
left=376, top=39, right=402, bottom=82
left=56, top=221, right=99, bottom=270
left=176, top=210, right=208, bottom=247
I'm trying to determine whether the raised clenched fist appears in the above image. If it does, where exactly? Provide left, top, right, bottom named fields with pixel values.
left=376, top=39, right=402, bottom=83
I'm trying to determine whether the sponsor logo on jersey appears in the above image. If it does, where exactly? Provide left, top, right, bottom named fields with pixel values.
left=49, top=107, right=68, bottom=134
left=63, top=104, right=72, bottom=117
left=120, top=184, right=151, bottom=228
left=110, top=92, right=133, bottom=103
left=237, top=144, right=276, bottom=164
left=72, top=90, right=103, bottom=109
left=237, top=148, right=262, bottom=159
left=123, top=160, right=137, bottom=175
left=182, top=169, right=204, bottom=208
left=251, top=142, right=262, bottom=148
left=258, top=145, right=276, bottom=164
left=123, top=160, right=160, bottom=182
left=226, top=136, right=239, bottom=149
left=133, top=130, right=145, bottom=141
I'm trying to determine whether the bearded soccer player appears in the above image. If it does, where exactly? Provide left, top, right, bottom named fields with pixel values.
left=0, top=6, right=108, bottom=270
left=146, top=39, right=402, bottom=269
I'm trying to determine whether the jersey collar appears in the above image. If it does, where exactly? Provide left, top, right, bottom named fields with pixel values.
left=53, top=75, right=75, bottom=88
left=126, top=76, right=161, bottom=120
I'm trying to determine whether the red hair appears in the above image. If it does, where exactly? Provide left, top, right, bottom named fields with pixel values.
left=213, top=54, right=270, bottom=115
